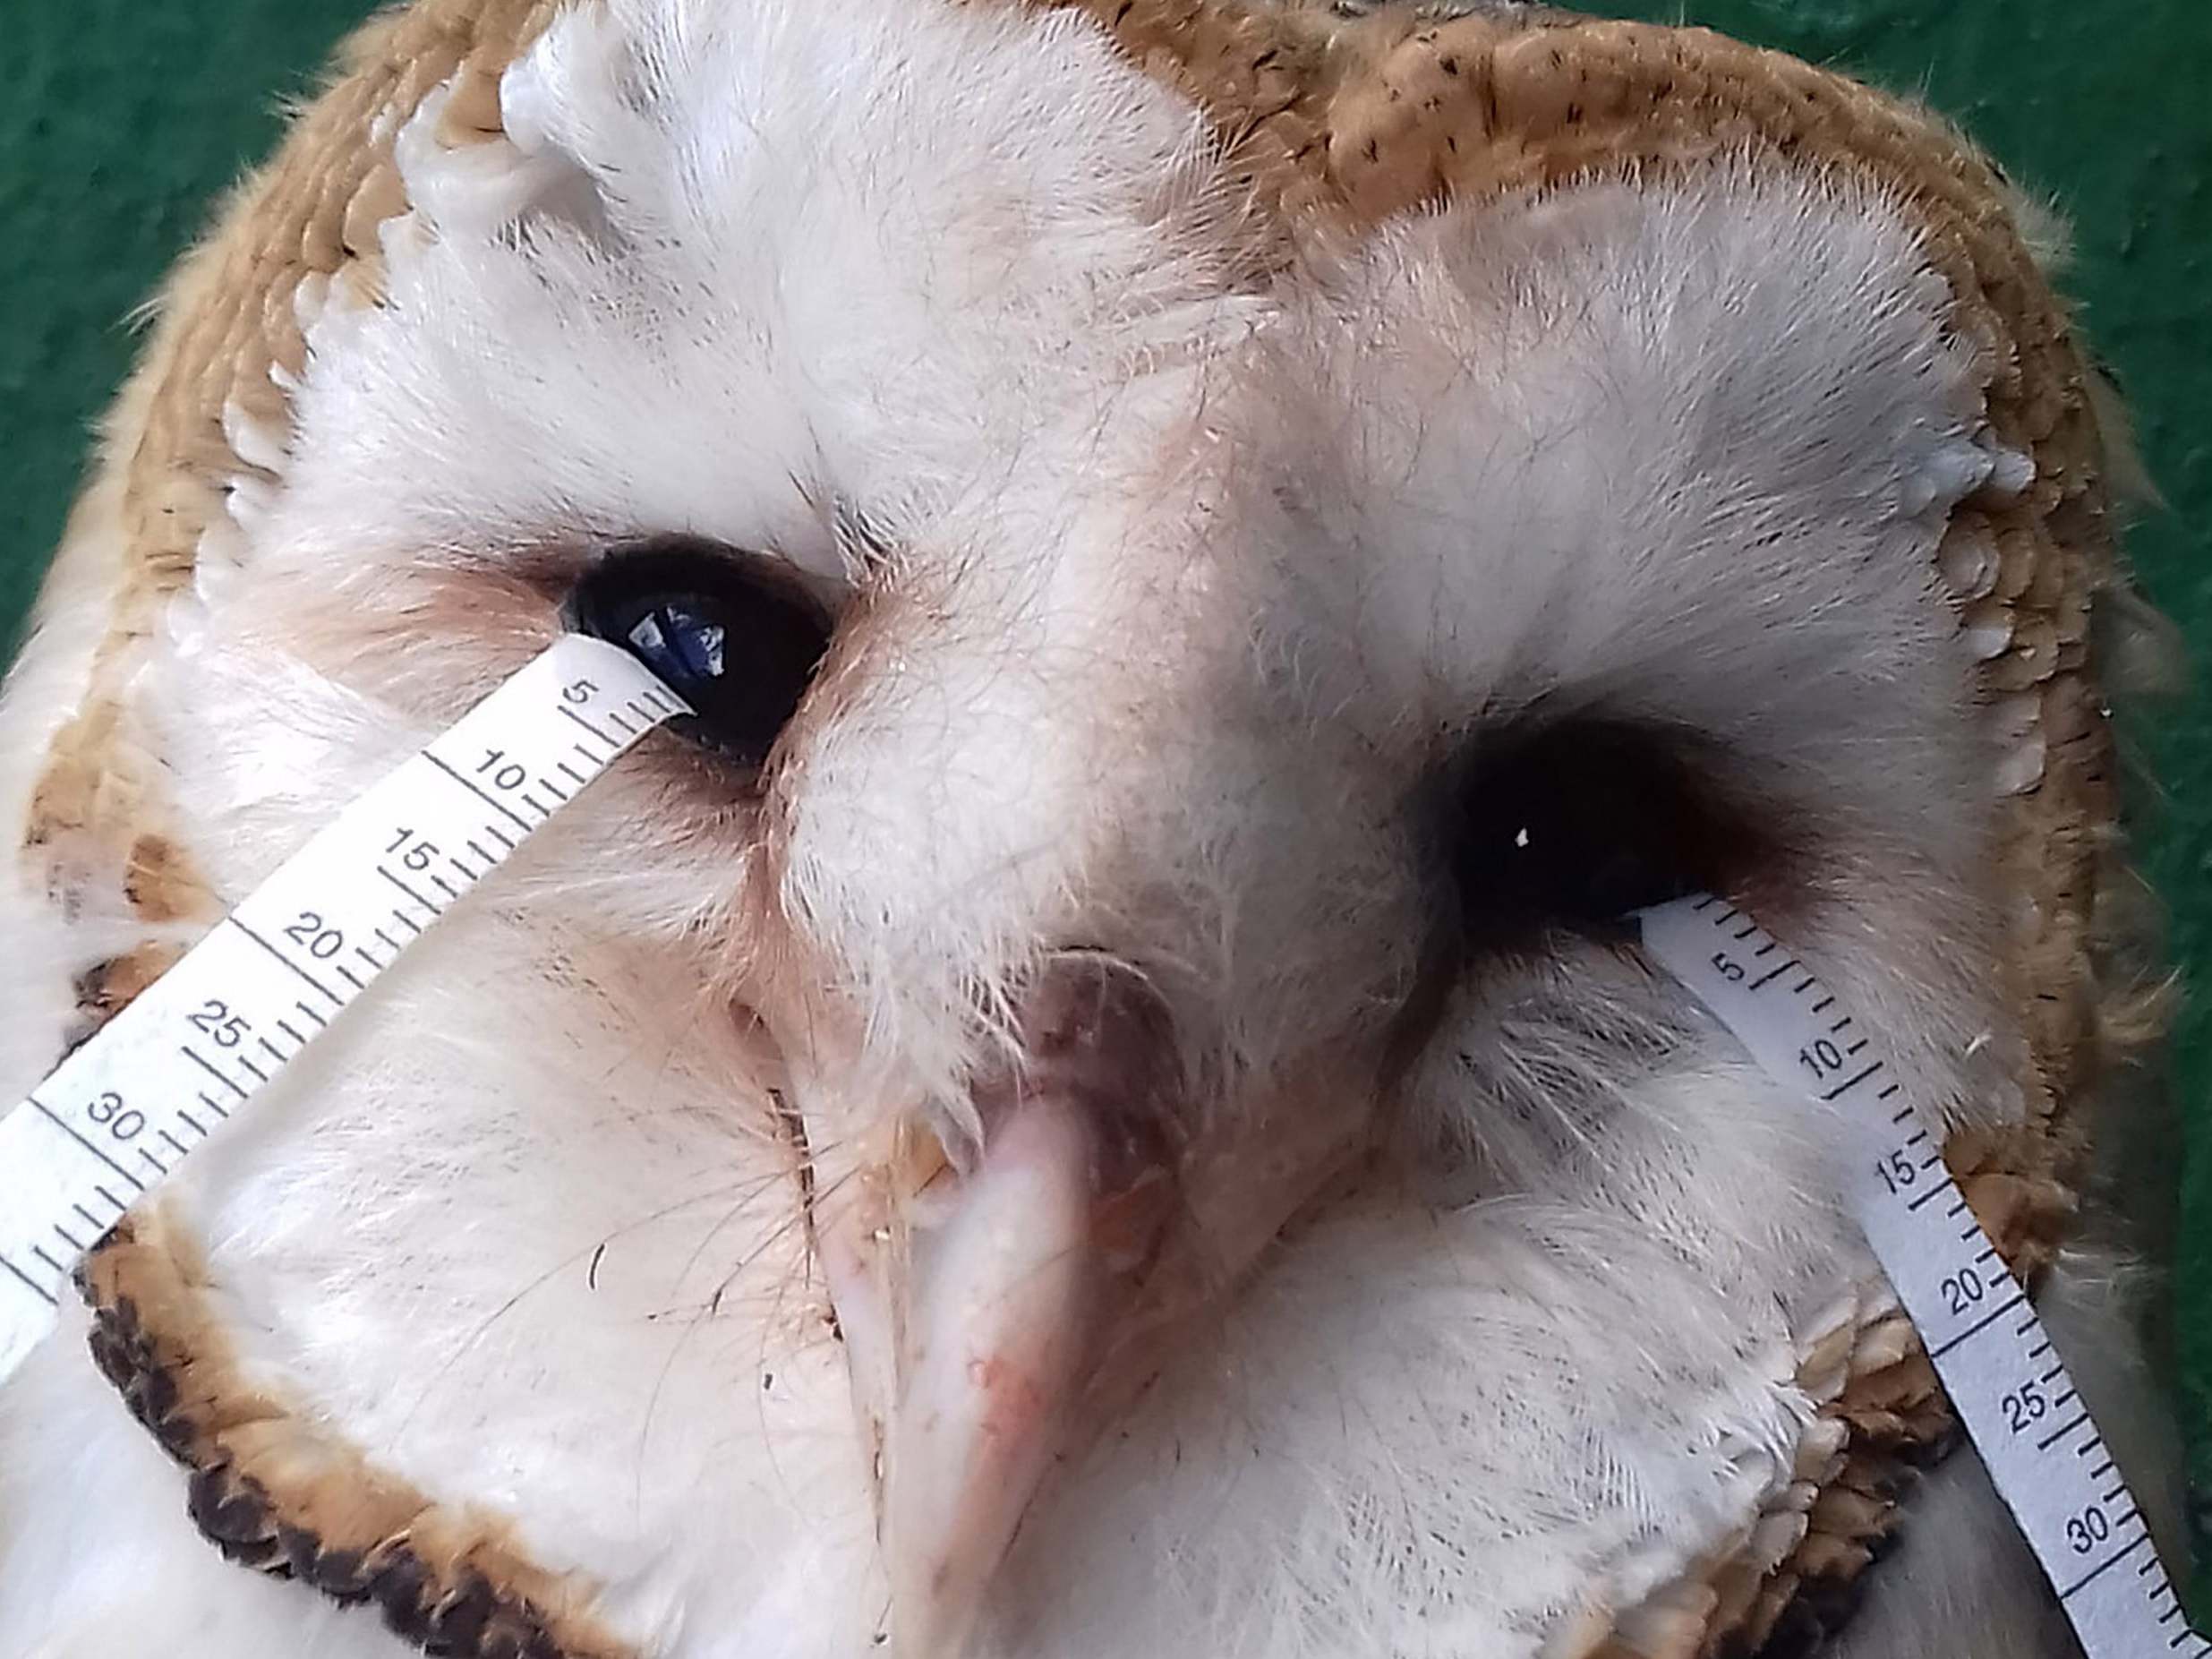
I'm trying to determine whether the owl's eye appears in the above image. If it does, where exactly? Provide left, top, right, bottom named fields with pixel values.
left=1439, top=716, right=1772, bottom=950
left=568, top=537, right=833, bottom=766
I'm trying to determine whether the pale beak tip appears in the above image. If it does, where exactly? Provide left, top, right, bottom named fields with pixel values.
left=874, top=1096, right=1103, bottom=1658
left=887, top=1553, right=989, bottom=1659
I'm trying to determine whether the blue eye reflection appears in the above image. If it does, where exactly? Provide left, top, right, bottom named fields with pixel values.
left=627, top=603, right=729, bottom=686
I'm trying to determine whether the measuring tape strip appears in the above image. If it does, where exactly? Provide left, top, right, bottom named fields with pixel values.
left=0, top=633, right=687, bottom=1381
left=1643, top=895, right=2206, bottom=1658
left=0, top=632, right=2197, bottom=1657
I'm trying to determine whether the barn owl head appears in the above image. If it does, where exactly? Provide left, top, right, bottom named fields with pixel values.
left=0, top=2, right=2176, bottom=1657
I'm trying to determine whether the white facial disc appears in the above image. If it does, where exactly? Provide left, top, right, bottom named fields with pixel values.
left=0, top=636, right=2195, bottom=1655
left=0, top=633, right=684, bottom=1373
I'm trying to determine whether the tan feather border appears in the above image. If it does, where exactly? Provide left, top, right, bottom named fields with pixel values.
left=81, top=1206, right=635, bottom=1659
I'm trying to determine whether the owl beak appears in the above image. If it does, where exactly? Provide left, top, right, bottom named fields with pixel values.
left=879, top=1088, right=1114, bottom=1657
left=809, top=960, right=1190, bottom=1657
left=804, top=956, right=1374, bottom=1655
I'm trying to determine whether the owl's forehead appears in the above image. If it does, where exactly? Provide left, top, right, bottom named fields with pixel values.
left=258, top=0, right=1253, bottom=593
left=247, top=0, right=1986, bottom=739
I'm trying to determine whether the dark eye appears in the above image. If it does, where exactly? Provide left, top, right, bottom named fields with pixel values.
left=1437, top=715, right=1775, bottom=951
left=568, top=536, right=833, bottom=766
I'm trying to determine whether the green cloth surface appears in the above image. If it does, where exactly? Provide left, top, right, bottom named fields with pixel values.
left=2, top=0, right=2207, bottom=1601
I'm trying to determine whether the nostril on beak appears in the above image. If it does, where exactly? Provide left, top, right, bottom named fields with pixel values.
left=969, top=952, right=1187, bottom=1205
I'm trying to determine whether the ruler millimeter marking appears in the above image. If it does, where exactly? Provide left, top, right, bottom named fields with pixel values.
left=1642, top=895, right=2206, bottom=1659
left=0, top=634, right=687, bottom=1382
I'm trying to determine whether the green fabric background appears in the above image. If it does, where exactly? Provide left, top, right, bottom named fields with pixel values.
left=2, top=0, right=2206, bottom=1594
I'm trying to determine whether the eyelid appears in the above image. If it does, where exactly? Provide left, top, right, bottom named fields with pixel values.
left=564, top=537, right=836, bottom=634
